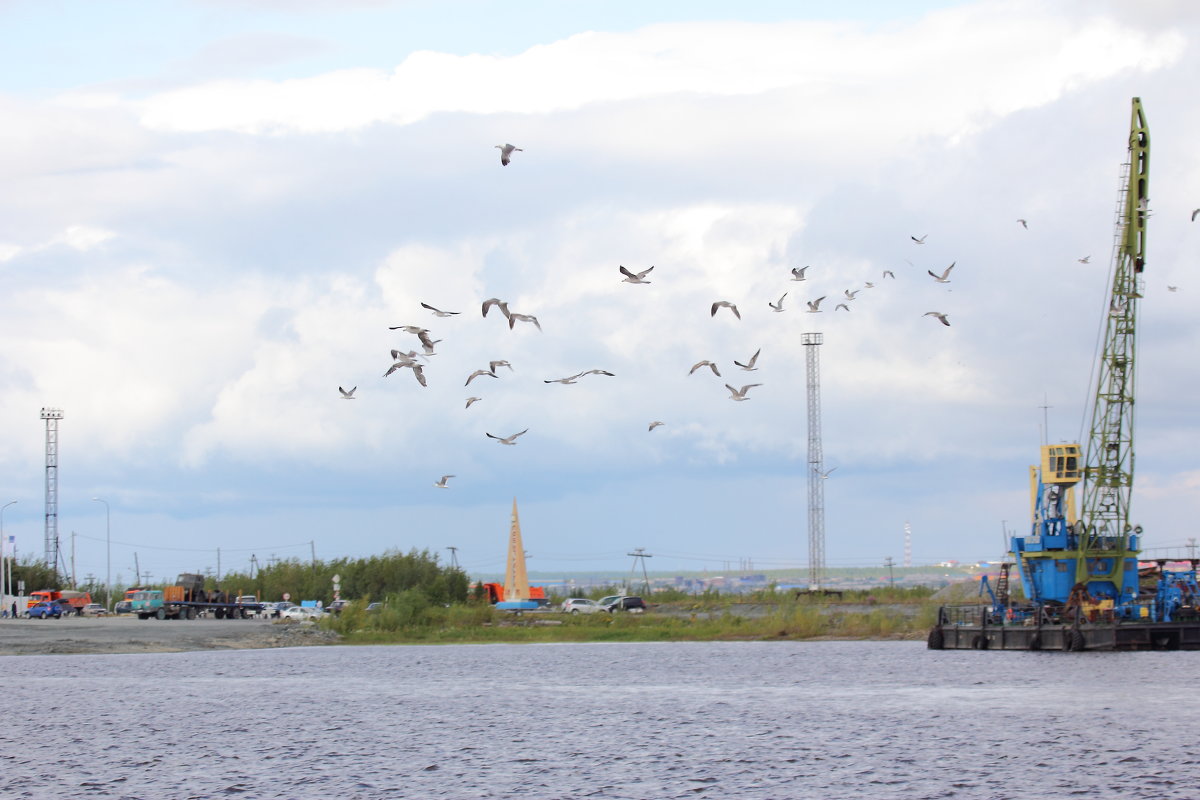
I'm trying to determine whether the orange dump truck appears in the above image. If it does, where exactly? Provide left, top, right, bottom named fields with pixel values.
left=28, top=590, right=91, bottom=615
left=479, top=583, right=547, bottom=605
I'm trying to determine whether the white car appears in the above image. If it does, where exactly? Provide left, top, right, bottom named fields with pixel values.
left=280, top=605, right=323, bottom=621
left=561, top=598, right=602, bottom=614
left=80, top=603, right=108, bottom=616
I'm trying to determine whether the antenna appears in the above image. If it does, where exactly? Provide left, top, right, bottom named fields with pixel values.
left=40, top=408, right=63, bottom=573
left=802, top=333, right=826, bottom=591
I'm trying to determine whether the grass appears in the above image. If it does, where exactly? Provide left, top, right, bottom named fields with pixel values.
left=322, top=594, right=939, bottom=645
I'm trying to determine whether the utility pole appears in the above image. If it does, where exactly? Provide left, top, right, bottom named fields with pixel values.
left=310, top=540, right=316, bottom=571
left=628, top=548, right=653, bottom=596
left=446, top=546, right=459, bottom=569
left=884, top=557, right=895, bottom=588
left=134, top=552, right=141, bottom=587
left=216, top=547, right=221, bottom=583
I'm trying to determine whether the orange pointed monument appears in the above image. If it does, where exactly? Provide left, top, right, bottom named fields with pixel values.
left=496, top=498, right=538, bottom=610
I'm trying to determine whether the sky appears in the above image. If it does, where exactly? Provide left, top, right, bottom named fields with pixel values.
left=1, top=0, right=1198, bottom=587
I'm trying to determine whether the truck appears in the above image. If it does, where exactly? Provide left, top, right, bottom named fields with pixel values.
left=28, top=590, right=92, bottom=615
left=479, top=582, right=548, bottom=606
left=130, top=574, right=263, bottom=620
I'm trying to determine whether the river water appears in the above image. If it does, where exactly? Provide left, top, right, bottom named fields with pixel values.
left=3, top=641, right=1197, bottom=799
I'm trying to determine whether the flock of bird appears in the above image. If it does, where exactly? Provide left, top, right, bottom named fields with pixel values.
left=336, top=144, right=1189, bottom=489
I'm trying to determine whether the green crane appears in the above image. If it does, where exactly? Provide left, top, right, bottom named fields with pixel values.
left=1076, top=97, right=1149, bottom=576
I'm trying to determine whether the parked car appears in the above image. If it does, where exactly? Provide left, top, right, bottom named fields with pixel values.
left=365, top=602, right=383, bottom=613
left=113, top=600, right=133, bottom=615
left=80, top=603, right=108, bottom=616
left=27, top=601, right=67, bottom=619
left=327, top=599, right=350, bottom=616
left=280, top=605, right=323, bottom=621
left=561, top=598, right=603, bottom=614
left=599, top=595, right=646, bottom=613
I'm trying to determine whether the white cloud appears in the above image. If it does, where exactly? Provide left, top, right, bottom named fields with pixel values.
left=126, top=8, right=1184, bottom=144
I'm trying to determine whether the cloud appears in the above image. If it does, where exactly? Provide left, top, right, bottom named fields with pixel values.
left=125, top=9, right=1183, bottom=140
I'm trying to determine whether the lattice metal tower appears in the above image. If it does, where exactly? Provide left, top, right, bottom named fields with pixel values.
left=802, top=333, right=825, bottom=590
left=41, top=408, right=63, bottom=572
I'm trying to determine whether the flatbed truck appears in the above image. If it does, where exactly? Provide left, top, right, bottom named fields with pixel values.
left=130, top=574, right=263, bottom=620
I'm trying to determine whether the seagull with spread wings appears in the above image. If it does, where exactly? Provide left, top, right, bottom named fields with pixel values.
left=486, top=429, right=528, bottom=445
left=924, top=312, right=951, bottom=326
left=619, top=265, right=654, bottom=284
left=421, top=302, right=460, bottom=317
left=434, top=475, right=455, bottom=489
left=928, top=262, right=955, bottom=283
left=726, top=383, right=762, bottom=401
left=495, top=143, right=522, bottom=166
left=734, top=348, right=761, bottom=371
left=711, top=300, right=741, bottom=319
left=338, top=386, right=356, bottom=399
left=689, top=360, right=721, bottom=377
left=768, top=293, right=787, bottom=312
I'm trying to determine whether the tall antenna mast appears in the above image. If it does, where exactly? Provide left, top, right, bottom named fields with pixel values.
left=802, top=333, right=826, bottom=591
left=41, top=408, right=63, bottom=573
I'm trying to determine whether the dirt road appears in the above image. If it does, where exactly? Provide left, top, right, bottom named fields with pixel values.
left=0, top=615, right=340, bottom=656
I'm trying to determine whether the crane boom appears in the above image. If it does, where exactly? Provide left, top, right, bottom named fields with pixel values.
left=1079, top=97, right=1149, bottom=550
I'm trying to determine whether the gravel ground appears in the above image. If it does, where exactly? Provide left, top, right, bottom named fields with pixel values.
left=0, top=615, right=341, bottom=656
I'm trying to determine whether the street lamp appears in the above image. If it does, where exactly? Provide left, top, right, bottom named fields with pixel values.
left=1, top=501, right=15, bottom=614
left=92, top=498, right=110, bottom=611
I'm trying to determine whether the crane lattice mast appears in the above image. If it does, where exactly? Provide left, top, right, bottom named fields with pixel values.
left=1078, top=97, right=1149, bottom=553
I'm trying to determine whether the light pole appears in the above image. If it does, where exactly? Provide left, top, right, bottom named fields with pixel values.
left=1, top=501, right=15, bottom=614
left=92, top=498, right=110, bottom=611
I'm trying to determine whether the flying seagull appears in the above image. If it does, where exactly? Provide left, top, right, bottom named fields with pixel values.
left=928, top=262, right=955, bottom=283
left=689, top=360, right=721, bottom=377
left=911, top=234, right=927, bottom=244
left=1077, top=256, right=1091, bottom=264
left=734, top=348, right=761, bottom=371
left=648, top=421, right=665, bottom=431
left=489, top=360, right=513, bottom=373
left=481, top=298, right=510, bottom=318
left=711, top=300, right=741, bottom=319
left=790, top=266, right=810, bottom=281
left=508, top=313, right=542, bottom=331
left=389, top=324, right=429, bottom=335
left=544, top=374, right=581, bottom=385
left=882, top=270, right=895, bottom=279
left=768, top=293, right=787, bottom=312
left=486, top=429, right=528, bottom=445
left=1168, top=286, right=1178, bottom=292
left=725, top=383, right=762, bottom=402
left=465, top=397, right=482, bottom=408
left=411, top=364, right=428, bottom=387
left=619, top=265, right=654, bottom=284
left=576, top=369, right=615, bottom=377
left=338, top=386, right=356, bottom=399
left=814, top=466, right=837, bottom=479
left=465, top=369, right=499, bottom=386
left=835, top=303, right=850, bottom=312
left=844, top=289, right=859, bottom=301
left=421, top=302, right=460, bottom=317
left=495, top=143, right=522, bottom=166
left=1192, top=209, right=1199, bottom=222
left=806, top=296, right=826, bottom=313
left=1017, top=219, right=1028, bottom=229
left=924, top=311, right=951, bottom=326
left=434, top=475, right=455, bottom=489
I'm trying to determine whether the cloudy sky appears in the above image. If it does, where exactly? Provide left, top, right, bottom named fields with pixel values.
left=1, top=0, right=1198, bottom=586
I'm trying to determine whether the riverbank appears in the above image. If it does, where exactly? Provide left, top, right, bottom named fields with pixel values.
left=0, top=616, right=339, bottom=656
left=0, top=600, right=940, bottom=655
